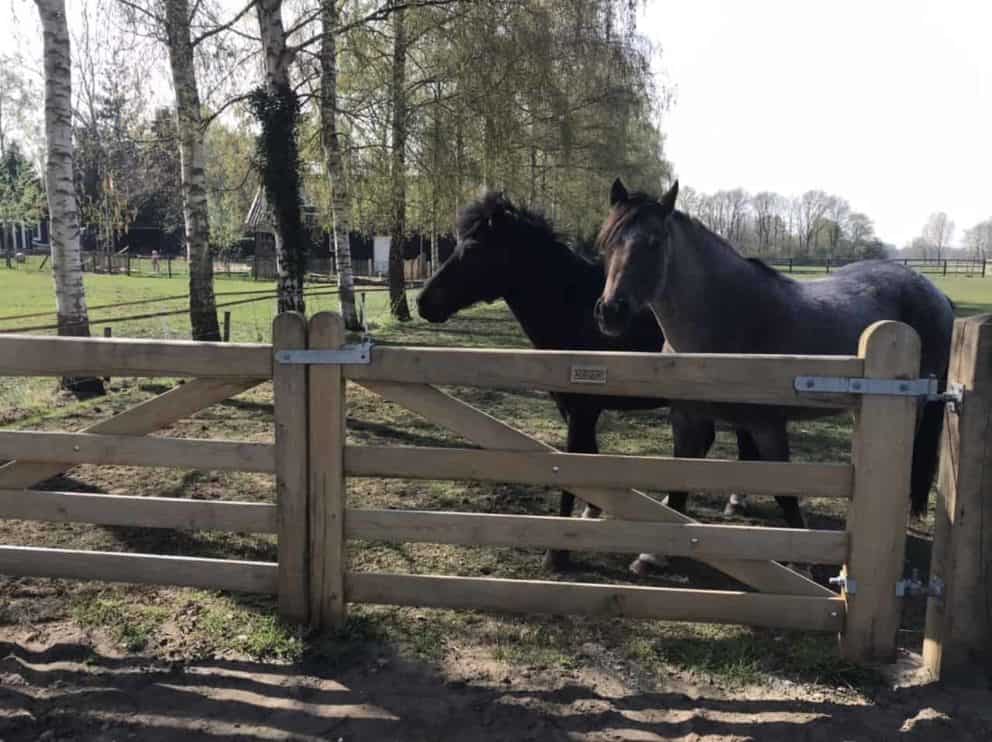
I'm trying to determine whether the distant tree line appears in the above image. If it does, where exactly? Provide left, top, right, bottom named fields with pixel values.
left=677, top=186, right=888, bottom=262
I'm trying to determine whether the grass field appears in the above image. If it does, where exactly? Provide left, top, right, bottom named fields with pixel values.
left=0, top=262, right=989, bottom=694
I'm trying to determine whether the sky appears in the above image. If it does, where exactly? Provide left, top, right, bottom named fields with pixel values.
left=4, top=0, right=989, bottom=247
left=639, top=0, right=992, bottom=248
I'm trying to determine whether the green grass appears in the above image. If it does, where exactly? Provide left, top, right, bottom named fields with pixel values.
left=0, top=261, right=988, bottom=690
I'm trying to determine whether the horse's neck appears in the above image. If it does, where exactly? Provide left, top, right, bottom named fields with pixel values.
left=653, top=215, right=774, bottom=353
left=504, top=237, right=595, bottom=349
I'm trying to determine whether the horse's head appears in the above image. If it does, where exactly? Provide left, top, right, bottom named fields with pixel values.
left=417, top=192, right=518, bottom=323
left=594, top=178, right=679, bottom=336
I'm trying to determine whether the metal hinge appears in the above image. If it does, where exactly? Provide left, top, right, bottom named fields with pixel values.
left=896, top=572, right=945, bottom=599
left=275, top=340, right=373, bottom=365
left=795, top=375, right=964, bottom=408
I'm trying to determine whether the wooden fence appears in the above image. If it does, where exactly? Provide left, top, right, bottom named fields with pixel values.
left=0, top=312, right=988, bottom=675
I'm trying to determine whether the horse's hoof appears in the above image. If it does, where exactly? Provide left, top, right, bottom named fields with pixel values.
left=543, top=550, right=572, bottom=572
left=723, top=500, right=749, bottom=517
left=629, top=553, right=669, bottom=576
left=580, top=505, right=601, bottom=519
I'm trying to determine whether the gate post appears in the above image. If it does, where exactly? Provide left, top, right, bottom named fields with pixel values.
left=273, top=312, right=310, bottom=623
left=307, top=312, right=348, bottom=630
left=840, top=321, right=921, bottom=662
left=923, top=314, right=992, bottom=684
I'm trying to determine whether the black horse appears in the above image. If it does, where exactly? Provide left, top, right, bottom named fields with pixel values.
left=596, top=179, right=954, bottom=546
left=417, top=192, right=758, bottom=572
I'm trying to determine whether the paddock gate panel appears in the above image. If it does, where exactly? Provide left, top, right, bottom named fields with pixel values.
left=290, top=312, right=926, bottom=664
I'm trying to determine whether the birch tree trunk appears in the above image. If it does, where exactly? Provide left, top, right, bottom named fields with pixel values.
left=255, top=0, right=305, bottom=313
left=320, top=0, right=359, bottom=330
left=164, top=0, right=220, bottom=341
left=35, top=0, right=103, bottom=397
left=388, top=6, right=411, bottom=321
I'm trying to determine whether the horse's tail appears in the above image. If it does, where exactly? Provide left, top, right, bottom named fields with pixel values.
left=910, top=397, right=944, bottom=516
left=907, top=291, right=954, bottom=516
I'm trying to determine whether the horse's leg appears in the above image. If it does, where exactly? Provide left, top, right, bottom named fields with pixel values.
left=747, top=422, right=806, bottom=530
left=543, top=406, right=601, bottom=572
left=631, top=407, right=716, bottom=576
left=724, top=429, right=761, bottom=516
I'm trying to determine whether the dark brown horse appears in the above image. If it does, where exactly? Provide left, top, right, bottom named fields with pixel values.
left=595, top=179, right=954, bottom=540
left=418, top=192, right=760, bottom=573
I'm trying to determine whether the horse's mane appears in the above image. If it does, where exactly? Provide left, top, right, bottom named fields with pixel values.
left=595, top=190, right=658, bottom=253
left=597, top=191, right=791, bottom=282
left=457, top=191, right=597, bottom=266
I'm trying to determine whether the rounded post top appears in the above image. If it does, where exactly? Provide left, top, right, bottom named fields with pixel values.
left=857, top=321, right=922, bottom=378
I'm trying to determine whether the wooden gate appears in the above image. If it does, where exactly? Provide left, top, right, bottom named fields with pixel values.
left=286, top=312, right=923, bottom=664
left=0, top=311, right=968, bottom=668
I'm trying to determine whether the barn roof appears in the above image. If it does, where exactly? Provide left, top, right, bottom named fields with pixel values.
left=244, top=187, right=319, bottom=232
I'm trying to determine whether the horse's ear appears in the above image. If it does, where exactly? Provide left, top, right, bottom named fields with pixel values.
left=659, top=180, right=679, bottom=214
left=610, top=178, right=628, bottom=207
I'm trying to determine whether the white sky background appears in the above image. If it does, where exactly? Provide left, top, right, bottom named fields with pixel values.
left=640, top=0, right=991, bottom=248
left=4, top=0, right=989, bottom=247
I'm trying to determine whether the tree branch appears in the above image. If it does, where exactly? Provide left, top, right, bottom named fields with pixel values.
left=192, top=0, right=259, bottom=47
left=289, top=0, right=464, bottom=54
left=115, top=0, right=166, bottom=27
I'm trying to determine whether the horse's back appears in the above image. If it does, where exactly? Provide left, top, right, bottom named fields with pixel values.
left=787, top=261, right=953, bottom=373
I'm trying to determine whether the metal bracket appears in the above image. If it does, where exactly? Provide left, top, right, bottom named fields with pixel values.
left=795, top=375, right=936, bottom=398
left=795, top=375, right=964, bottom=408
left=275, top=341, right=373, bottom=365
left=828, top=575, right=857, bottom=595
left=896, top=574, right=944, bottom=599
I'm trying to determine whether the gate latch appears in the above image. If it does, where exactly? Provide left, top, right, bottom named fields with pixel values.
left=275, top=340, right=373, bottom=365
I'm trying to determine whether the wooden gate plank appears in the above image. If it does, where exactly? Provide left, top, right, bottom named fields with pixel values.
left=346, top=572, right=845, bottom=631
left=273, top=313, right=309, bottom=623
left=307, top=312, right=347, bottom=630
left=359, top=381, right=834, bottom=597
left=0, top=377, right=261, bottom=490
left=840, top=322, right=921, bottom=662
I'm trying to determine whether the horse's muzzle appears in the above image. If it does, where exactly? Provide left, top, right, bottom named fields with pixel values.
left=594, top=296, right=631, bottom=337
left=416, top=291, right=450, bottom=323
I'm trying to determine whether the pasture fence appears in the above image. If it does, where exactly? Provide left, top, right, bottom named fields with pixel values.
left=766, top=256, right=988, bottom=277
left=0, top=313, right=987, bottom=676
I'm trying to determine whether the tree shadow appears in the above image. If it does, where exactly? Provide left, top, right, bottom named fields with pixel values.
left=0, top=639, right=989, bottom=741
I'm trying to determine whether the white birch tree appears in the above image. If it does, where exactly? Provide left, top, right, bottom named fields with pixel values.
left=35, top=0, right=104, bottom=396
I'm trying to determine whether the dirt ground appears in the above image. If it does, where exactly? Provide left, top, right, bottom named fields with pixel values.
left=1, top=623, right=989, bottom=742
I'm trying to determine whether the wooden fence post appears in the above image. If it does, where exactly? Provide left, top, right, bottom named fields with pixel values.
left=223, top=311, right=232, bottom=343
left=840, top=321, right=921, bottom=663
left=307, top=312, right=347, bottom=630
left=272, top=312, right=309, bottom=624
left=923, top=314, right=992, bottom=684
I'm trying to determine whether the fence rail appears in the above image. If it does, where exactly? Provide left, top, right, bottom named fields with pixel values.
left=345, top=347, right=865, bottom=407
left=0, top=335, right=271, bottom=378
left=345, top=572, right=847, bottom=631
left=0, top=546, right=277, bottom=593
left=345, top=509, right=849, bottom=564
left=0, top=489, right=277, bottom=533
left=344, top=445, right=854, bottom=498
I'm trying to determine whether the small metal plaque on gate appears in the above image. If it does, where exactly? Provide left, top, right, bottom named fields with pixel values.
left=570, top=365, right=608, bottom=385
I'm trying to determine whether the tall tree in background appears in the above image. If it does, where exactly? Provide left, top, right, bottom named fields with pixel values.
left=164, top=0, right=221, bottom=339
left=35, top=0, right=104, bottom=396
left=320, top=0, right=359, bottom=329
left=963, top=219, right=991, bottom=261
left=922, top=211, right=955, bottom=261
left=387, top=5, right=411, bottom=320
left=255, top=0, right=306, bottom=313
